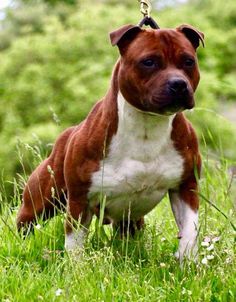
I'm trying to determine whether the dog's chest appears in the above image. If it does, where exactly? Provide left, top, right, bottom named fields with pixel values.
left=88, top=94, right=184, bottom=221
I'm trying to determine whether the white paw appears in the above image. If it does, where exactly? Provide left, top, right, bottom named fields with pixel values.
left=65, top=229, right=86, bottom=252
left=175, top=238, right=198, bottom=263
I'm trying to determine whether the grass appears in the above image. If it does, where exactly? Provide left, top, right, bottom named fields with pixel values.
left=0, top=150, right=235, bottom=302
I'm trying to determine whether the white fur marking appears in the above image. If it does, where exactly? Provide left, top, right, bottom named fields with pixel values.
left=89, top=92, right=184, bottom=222
left=179, top=206, right=198, bottom=261
left=170, top=192, right=198, bottom=261
left=65, top=229, right=87, bottom=251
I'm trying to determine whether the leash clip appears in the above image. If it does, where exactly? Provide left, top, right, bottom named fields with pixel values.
left=140, top=0, right=152, bottom=18
left=138, top=0, right=160, bottom=29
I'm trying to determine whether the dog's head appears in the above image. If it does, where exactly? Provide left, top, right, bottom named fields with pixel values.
left=110, top=24, right=204, bottom=115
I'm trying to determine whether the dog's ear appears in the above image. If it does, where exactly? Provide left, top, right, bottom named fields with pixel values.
left=177, top=24, right=204, bottom=49
left=110, top=24, right=142, bottom=54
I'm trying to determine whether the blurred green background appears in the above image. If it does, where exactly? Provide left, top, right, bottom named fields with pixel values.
left=0, top=0, right=236, bottom=193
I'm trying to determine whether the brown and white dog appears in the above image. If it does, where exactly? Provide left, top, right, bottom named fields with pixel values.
left=17, top=24, right=204, bottom=261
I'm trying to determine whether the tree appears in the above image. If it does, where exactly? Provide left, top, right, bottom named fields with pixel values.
left=20, top=0, right=77, bottom=6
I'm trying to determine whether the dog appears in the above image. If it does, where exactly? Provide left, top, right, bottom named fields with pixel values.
left=17, top=23, right=204, bottom=261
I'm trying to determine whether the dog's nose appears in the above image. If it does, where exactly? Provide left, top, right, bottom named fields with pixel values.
left=168, top=78, right=188, bottom=95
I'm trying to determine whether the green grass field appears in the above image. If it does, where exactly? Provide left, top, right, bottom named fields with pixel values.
left=0, top=150, right=235, bottom=302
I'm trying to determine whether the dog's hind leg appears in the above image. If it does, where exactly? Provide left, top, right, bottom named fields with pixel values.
left=16, top=158, right=66, bottom=235
left=16, top=127, right=76, bottom=235
left=113, top=217, right=145, bottom=237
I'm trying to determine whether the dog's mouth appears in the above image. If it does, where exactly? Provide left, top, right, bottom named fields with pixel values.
left=142, top=87, right=195, bottom=115
left=120, top=78, right=195, bottom=116
left=141, top=96, right=194, bottom=115
left=139, top=78, right=195, bottom=115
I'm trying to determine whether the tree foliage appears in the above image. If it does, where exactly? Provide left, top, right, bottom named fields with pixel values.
left=21, top=0, right=77, bottom=6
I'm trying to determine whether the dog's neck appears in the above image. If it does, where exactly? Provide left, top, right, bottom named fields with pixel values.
left=117, top=91, right=175, bottom=141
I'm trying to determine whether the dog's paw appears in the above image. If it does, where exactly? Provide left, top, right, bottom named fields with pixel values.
left=175, top=239, right=198, bottom=265
left=65, top=229, right=86, bottom=252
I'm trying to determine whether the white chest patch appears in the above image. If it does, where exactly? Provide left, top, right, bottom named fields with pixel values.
left=88, top=92, right=184, bottom=222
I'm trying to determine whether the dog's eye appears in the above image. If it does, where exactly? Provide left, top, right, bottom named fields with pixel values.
left=141, top=59, right=156, bottom=68
left=184, top=58, right=195, bottom=67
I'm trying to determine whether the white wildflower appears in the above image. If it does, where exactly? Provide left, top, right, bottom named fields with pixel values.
left=201, top=257, right=208, bottom=265
left=161, top=237, right=166, bottom=242
left=160, top=262, right=166, bottom=268
left=182, top=288, right=192, bottom=295
left=35, top=224, right=41, bottom=230
left=206, top=255, right=214, bottom=260
left=182, top=288, right=187, bottom=294
left=212, top=236, right=220, bottom=243
left=203, top=236, right=211, bottom=243
left=201, top=241, right=209, bottom=247
left=207, top=244, right=214, bottom=251
left=55, top=289, right=63, bottom=297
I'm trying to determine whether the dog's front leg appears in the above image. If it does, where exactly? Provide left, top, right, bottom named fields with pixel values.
left=169, top=178, right=199, bottom=262
left=65, top=193, right=92, bottom=251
